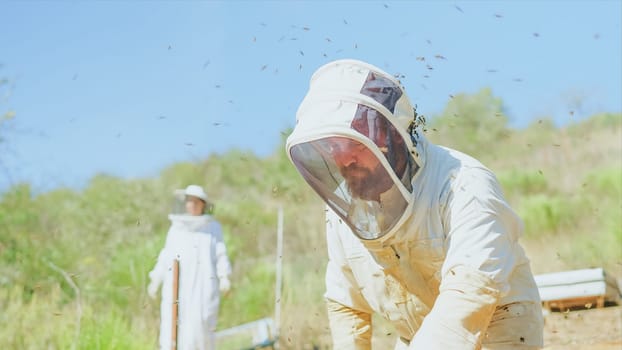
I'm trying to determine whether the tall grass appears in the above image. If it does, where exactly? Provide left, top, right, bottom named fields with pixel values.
left=1, top=92, right=620, bottom=348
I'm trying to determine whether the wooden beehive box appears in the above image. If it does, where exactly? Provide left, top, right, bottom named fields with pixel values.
left=535, top=268, right=621, bottom=311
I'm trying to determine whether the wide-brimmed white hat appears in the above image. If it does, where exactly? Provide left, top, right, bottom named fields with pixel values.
left=184, top=184, right=209, bottom=203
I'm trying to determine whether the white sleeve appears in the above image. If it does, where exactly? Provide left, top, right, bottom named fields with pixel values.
left=324, top=206, right=373, bottom=349
left=324, top=206, right=371, bottom=312
left=212, top=220, right=232, bottom=280
left=441, top=168, right=522, bottom=295
left=148, top=227, right=175, bottom=287
left=410, top=168, right=517, bottom=349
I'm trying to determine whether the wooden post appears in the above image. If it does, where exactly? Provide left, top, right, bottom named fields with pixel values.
left=171, top=257, right=180, bottom=350
left=274, top=206, right=284, bottom=346
left=597, top=296, right=605, bottom=309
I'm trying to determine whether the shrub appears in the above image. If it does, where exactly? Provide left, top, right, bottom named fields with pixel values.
left=517, top=194, right=575, bottom=237
left=497, top=169, right=549, bottom=199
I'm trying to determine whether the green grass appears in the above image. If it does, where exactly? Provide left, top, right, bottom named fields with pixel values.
left=497, top=168, right=550, bottom=200
left=0, top=93, right=620, bottom=348
left=219, top=260, right=276, bottom=329
left=79, top=308, right=155, bottom=350
left=517, top=194, right=576, bottom=237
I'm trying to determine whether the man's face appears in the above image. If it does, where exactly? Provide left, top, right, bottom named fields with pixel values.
left=185, top=196, right=205, bottom=216
left=327, top=138, right=394, bottom=201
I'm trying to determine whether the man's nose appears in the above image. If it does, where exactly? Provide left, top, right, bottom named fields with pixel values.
left=333, top=151, right=357, bottom=167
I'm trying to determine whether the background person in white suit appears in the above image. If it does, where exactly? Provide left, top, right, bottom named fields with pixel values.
left=148, top=185, right=232, bottom=350
left=285, top=59, right=543, bottom=349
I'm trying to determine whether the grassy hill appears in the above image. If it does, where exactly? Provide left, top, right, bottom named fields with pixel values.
left=0, top=89, right=620, bottom=349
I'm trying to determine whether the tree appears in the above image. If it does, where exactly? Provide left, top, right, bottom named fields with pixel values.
left=426, top=88, right=510, bottom=159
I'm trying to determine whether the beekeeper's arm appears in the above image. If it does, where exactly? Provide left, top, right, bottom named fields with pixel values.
left=148, top=227, right=175, bottom=298
left=325, top=207, right=374, bottom=350
left=212, top=220, right=232, bottom=294
left=409, top=169, right=520, bottom=349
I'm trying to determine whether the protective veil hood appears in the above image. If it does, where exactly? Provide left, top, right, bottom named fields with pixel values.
left=286, top=59, right=424, bottom=241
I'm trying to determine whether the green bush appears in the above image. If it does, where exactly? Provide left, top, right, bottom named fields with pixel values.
left=79, top=308, right=155, bottom=350
left=497, top=169, right=549, bottom=199
left=567, top=112, right=622, bottom=135
left=561, top=219, right=622, bottom=271
left=517, top=194, right=575, bottom=237
left=427, top=88, right=510, bottom=160
left=100, top=234, right=160, bottom=311
left=0, top=285, right=75, bottom=349
left=219, top=260, right=275, bottom=329
left=583, top=166, right=622, bottom=198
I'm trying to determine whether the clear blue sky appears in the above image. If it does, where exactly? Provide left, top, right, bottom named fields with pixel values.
left=0, top=1, right=620, bottom=194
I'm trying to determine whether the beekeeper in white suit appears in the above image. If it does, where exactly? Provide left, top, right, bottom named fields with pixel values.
left=285, top=59, right=543, bottom=349
left=148, top=185, right=232, bottom=350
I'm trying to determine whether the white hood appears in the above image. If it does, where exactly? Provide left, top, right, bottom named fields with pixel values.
left=286, top=59, right=426, bottom=241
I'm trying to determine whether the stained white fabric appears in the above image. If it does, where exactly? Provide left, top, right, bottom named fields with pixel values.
left=287, top=59, right=543, bottom=348
left=324, top=135, right=543, bottom=349
left=148, top=214, right=231, bottom=350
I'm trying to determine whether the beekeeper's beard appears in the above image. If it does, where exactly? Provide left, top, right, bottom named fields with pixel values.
left=340, top=162, right=393, bottom=202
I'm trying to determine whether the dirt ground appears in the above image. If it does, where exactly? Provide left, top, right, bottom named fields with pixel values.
left=543, top=305, right=622, bottom=349
left=368, top=304, right=622, bottom=349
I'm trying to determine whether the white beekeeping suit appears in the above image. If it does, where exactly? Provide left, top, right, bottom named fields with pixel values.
left=285, top=59, right=543, bottom=349
left=148, top=186, right=232, bottom=350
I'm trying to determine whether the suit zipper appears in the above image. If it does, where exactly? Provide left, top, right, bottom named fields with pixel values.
left=391, top=245, right=401, bottom=259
